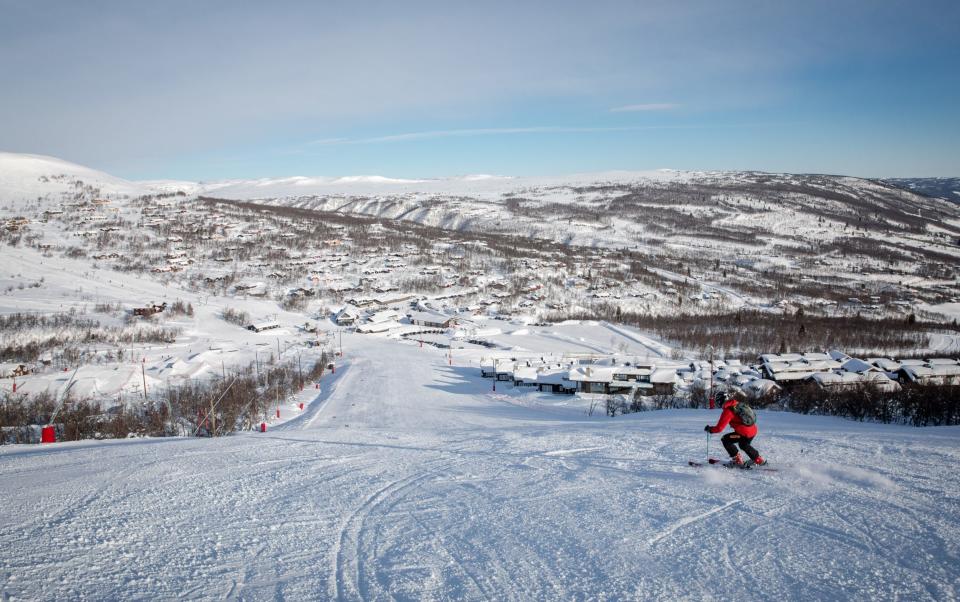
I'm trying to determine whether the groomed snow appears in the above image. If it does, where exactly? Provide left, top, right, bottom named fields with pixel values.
left=2, top=335, right=958, bottom=600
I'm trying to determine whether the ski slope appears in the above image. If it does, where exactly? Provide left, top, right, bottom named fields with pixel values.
left=2, top=336, right=959, bottom=600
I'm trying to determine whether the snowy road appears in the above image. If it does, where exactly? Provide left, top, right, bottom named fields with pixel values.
left=2, top=337, right=960, bottom=600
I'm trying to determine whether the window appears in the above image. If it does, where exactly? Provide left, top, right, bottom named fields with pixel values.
left=585, top=382, right=605, bottom=393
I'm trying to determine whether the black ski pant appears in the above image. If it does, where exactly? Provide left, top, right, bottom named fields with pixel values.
left=721, top=432, right=760, bottom=461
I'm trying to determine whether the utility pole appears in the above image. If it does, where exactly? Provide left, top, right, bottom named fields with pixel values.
left=297, top=354, right=303, bottom=390
left=707, top=345, right=715, bottom=410
left=141, top=358, right=148, bottom=402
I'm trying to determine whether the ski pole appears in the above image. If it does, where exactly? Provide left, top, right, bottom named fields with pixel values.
left=706, top=432, right=711, bottom=461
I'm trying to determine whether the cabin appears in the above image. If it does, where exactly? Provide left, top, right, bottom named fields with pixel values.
left=4, top=218, right=29, bottom=231
left=649, top=368, right=679, bottom=396
left=479, top=358, right=518, bottom=378
left=536, top=369, right=577, bottom=394
left=567, top=366, right=639, bottom=395
left=367, top=309, right=403, bottom=324
left=512, top=364, right=541, bottom=387
left=867, top=357, right=902, bottom=379
left=758, top=353, right=841, bottom=385
left=494, top=361, right=517, bottom=382
left=407, top=311, right=455, bottom=329
left=247, top=322, right=280, bottom=333
left=0, top=363, right=32, bottom=378
left=346, top=297, right=378, bottom=309
left=898, top=361, right=960, bottom=386
left=334, top=307, right=361, bottom=326
left=133, top=302, right=167, bottom=317
left=355, top=321, right=397, bottom=334
left=740, top=378, right=781, bottom=400
left=288, top=287, right=316, bottom=298
left=840, top=358, right=876, bottom=374
left=809, top=371, right=902, bottom=393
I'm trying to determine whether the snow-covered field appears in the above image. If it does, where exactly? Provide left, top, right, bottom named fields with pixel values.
left=2, top=336, right=959, bottom=600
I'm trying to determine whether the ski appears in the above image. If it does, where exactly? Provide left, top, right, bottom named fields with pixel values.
left=688, top=459, right=778, bottom=472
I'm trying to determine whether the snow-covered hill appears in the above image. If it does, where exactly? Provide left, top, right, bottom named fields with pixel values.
left=2, top=151, right=959, bottom=332
left=0, top=153, right=155, bottom=209
left=180, top=164, right=960, bottom=298
left=192, top=169, right=687, bottom=199
left=886, top=177, right=960, bottom=203
left=2, top=153, right=957, bottom=258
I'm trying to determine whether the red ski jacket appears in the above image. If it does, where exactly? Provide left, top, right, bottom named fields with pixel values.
left=707, top=399, right=757, bottom=438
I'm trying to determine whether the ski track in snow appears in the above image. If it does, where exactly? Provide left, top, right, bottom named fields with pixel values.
left=2, top=337, right=960, bottom=600
left=647, top=498, right=742, bottom=545
left=600, top=322, right=669, bottom=358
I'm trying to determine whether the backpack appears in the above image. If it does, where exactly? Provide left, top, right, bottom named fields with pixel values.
left=731, top=401, right=756, bottom=426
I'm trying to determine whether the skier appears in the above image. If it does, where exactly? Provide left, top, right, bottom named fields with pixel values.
left=704, top=391, right=766, bottom=468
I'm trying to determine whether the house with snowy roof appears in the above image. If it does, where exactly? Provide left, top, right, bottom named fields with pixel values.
left=355, top=320, right=400, bottom=334
left=247, top=321, right=280, bottom=333
left=567, top=366, right=632, bottom=394
left=334, top=306, right=362, bottom=326
left=566, top=363, right=672, bottom=395
left=366, top=309, right=403, bottom=324
left=840, top=358, right=875, bottom=374
left=493, top=360, right=518, bottom=382
left=0, top=363, right=32, bottom=378
left=511, top=364, right=543, bottom=387
left=407, top=311, right=455, bottom=329
left=740, top=378, right=781, bottom=399
left=535, top=369, right=577, bottom=394
left=759, top=353, right=842, bottom=384
left=867, top=358, right=902, bottom=378
left=649, top=368, right=680, bottom=396
left=346, top=297, right=378, bottom=308
left=810, top=371, right=902, bottom=393
left=898, top=361, right=960, bottom=386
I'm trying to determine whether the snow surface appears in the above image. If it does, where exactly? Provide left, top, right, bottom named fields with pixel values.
left=2, top=335, right=959, bottom=600
left=0, top=153, right=150, bottom=208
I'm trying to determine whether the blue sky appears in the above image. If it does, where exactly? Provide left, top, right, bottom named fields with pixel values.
left=1, top=0, right=958, bottom=180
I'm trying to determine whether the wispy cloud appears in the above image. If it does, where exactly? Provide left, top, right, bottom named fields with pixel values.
left=307, top=137, right=349, bottom=146
left=308, top=125, right=683, bottom=146
left=610, top=103, right=680, bottom=112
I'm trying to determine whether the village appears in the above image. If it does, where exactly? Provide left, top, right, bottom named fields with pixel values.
left=8, top=181, right=956, bottom=333
left=320, top=293, right=960, bottom=403
left=0, top=166, right=957, bottom=433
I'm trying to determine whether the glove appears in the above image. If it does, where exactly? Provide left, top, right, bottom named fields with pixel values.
left=704, top=425, right=712, bottom=433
